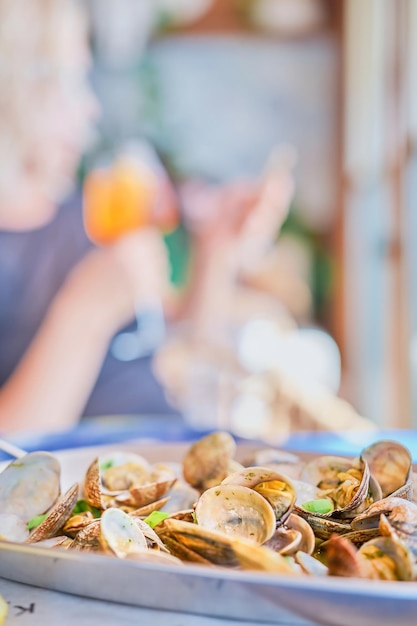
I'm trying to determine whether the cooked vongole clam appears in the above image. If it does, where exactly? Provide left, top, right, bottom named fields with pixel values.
left=0, top=513, right=29, bottom=542
left=84, top=452, right=177, bottom=515
left=299, top=455, right=380, bottom=518
left=26, top=483, right=79, bottom=544
left=325, top=533, right=415, bottom=581
left=1, top=433, right=417, bottom=583
left=195, top=483, right=277, bottom=543
left=361, top=440, right=413, bottom=499
left=0, top=451, right=61, bottom=521
left=221, top=466, right=296, bottom=523
left=182, top=431, right=242, bottom=491
left=352, top=498, right=417, bottom=558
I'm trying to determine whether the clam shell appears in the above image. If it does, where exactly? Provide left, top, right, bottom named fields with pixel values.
left=262, top=526, right=302, bottom=555
left=84, top=453, right=152, bottom=509
left=222, top=466, right=296, bottom=524
left=0, top=513, right=29, bottom=542
left=126, top=465, right=177, bottom=508
left=27, top=483, right=79, bottom=544
left=230, top=538, right=300, bottom=574
left=285, top=513, right=315, bottom=555
left=158, top=518, right=240, bottom=566
left=100, top=507, right=148, bottom=558
left=195, top=484, right=276, bottom=543
left=300, top=455, right=374, bottom=519
left=83, top=458, right=103, bottom=509
left=361, top=440, right=413, bottom=499
left=100, top=453, right=150, bottom=493
left=0, top=452, right=60, bottom=522
left=71, top=518, right=102, bottom=552
left=182, top=431, right=236, bottom=491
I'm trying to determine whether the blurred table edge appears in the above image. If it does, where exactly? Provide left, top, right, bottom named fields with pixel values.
left=1, top=414, right=417, bottom=461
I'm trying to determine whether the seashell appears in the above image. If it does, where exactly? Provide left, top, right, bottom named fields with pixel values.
left=26, top=483, right=79, bottom=544
left=366, top=500, right=417, bottom=559
left=129, top=496, right=170, bottom=517
left=361, top=440, right=413, bottom=499
left=300, top=455, right=377, bottom=519
left=130, top=517, right=170, bottom=552
left=195, top=483, right=276, bottom=543
left=122, top=464, right=177, bottom=508
left=295, top=551, right=328, bottom=576
left=0, top=452, right=60, bottom=522
left=326, top=534, right=414, bottom=581
left=157, top=518, right=239, bottom=566
left=285, top=513, right=315, bottom=555
left=351, top=497, right=417, bottom=535
left=100, top=453, right=150, bottom=493
left=0, top=513, right=29, bottom=543
left=63, top=512, right=95, bottom=538
left=230, top=538, right=300, bottom=574
left=221, top=466, right=296, bottom=524
left=295, top=510, right=352, bottom=540
left=71, top=519, right=102, bottom=552
left=84, top=452, right=151, bottom=509
left=34, top=535, right=74, bottom=549
left=159, top=482, right=199, bottom=514
left=262, top=526, right=302, bottom=555
left=182, top=431, right=236, bottom=491
left=83, top=458, right=104, bottom=509
left=155, top=528, right=214, bottom=566
left=100, top=507, right=148, bottom=558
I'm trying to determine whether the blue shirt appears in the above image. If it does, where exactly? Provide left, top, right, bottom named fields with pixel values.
left=0, top=192, right=179, bottom=418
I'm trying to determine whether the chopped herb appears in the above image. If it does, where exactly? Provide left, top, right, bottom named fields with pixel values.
left=100, top=459, right=114, bottom=471
left=26, top=513, right=48, bottom=530
left=301, top=499, right=334, bottom=514
left=143, top=511, right=169, bottom=529
left=72, top=499, right=101, bottom=518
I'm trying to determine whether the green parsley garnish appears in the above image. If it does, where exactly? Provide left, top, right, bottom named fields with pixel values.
left=100, top=459, right=114, bottom=471
left=301, top=499, right=334, bottom=514
left=26, top=513, right=48, bottom=530
left=143, top=511, right=169, bottom=529
left=72, top=499, right=101, bottom=518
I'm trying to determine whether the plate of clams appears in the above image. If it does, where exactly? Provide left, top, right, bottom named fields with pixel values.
left=0, top=432, right=416, bottom=626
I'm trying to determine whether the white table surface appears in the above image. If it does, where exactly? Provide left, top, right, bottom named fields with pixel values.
left=0, top=578, right=316, bottom=626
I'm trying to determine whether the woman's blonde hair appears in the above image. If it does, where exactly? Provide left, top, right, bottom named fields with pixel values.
left=0, top=0, right=86, bottom=200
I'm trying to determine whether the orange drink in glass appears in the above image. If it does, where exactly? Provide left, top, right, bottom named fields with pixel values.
left=82, top=150, right=177, bottom=360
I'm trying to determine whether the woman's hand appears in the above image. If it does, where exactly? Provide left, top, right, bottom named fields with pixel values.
left=179, top=149, right=295, bottom=274
left=58, top=227, right=170, bottom=339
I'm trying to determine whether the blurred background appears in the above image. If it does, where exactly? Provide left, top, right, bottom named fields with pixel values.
left=79, top=0, right=417, bottom=436
left=3, top=0, right=416, bottom=440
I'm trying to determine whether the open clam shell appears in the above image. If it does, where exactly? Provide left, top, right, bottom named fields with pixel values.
left=71, top=519, right=102, bottom=552
left=84, top=452, right=151, bottom=509
left=195, top=483, right=276, bottom=543
left=0, top=513, right=29, bottom=543
left=221, top=466, right=296, bottom=524
left=182, top=431, right=237, bottom=491
left=361, top=440, right=413, bottom=499
left=326, top=534, right=414, bottom=581
left=299, top=455, right=378, bottom=519
left=354, top=498, right=417, bottom=559
left=116, top=464, right=177, bottom=508
left=156, top=517, right=240, bottom=566
left=100, top=507, right=148, bottom=558
left=26, top=483, right=79, bottom=544
left=0, top=452, right=60, bottom=522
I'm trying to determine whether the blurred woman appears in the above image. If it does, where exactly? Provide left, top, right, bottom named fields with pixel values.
left=0, top=0, right=174, bottom=433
